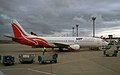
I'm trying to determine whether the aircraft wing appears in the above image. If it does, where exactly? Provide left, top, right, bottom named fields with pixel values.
left=51, top=42, right=80, bottom=50
left=52, top=42, right=72, bottom=48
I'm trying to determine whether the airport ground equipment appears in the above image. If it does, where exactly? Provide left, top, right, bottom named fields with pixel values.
left=103, top=40, right=119, bottom=57
left=2, top=55, right=15, bottom=66
left=19, top=54, right=35, bottom=64
left=38, top=53, right=58, bottom=64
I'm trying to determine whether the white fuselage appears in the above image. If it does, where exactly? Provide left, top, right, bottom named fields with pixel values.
left=34, top=36, right=107, bottom=48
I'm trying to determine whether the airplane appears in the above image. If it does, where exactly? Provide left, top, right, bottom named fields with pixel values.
left=5, top=19, right=108, bottom=51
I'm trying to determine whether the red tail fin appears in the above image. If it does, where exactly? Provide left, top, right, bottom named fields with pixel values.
left=12, top=20, right=29, bottom=37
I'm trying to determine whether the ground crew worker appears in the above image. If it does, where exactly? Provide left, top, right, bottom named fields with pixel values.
left=42, top=47, right=47, bottom=55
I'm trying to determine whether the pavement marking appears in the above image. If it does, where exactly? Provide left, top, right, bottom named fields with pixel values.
left=1, top=68, right=26, bottom=71
left=28, top=68, right=56, bottom=75
left=32, top=59, right=85, bottom=69
left=1, top=68, right=56, bottom=75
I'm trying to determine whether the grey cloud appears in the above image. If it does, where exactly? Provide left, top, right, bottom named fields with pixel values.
left=1, top=0, right=120, bottom=39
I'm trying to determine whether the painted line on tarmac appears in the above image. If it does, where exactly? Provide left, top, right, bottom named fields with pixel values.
left=1, top=68, right=56, bottom=75
left=0, top=60, right=82, bottom=72
left=28, top=68, right=56, bottom=75
left=1, top=68, right=26, bottom=71
left=32, top=60, right=82, bottom=69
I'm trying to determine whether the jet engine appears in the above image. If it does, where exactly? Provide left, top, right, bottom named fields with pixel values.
left=69, top=44, right=80, bottom=50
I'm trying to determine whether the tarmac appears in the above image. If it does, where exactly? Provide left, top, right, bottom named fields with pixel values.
left=0, top=44, right=120, bottom=75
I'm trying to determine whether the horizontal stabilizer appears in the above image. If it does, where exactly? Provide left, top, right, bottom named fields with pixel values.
left=4, top=35, right=21, bottom=40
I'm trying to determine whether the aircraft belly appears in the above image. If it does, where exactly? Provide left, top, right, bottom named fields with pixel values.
left=78, top=42, right=99, bottom=48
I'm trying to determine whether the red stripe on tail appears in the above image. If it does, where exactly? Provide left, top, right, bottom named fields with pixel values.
left=12, top=22, right=27, bottom=38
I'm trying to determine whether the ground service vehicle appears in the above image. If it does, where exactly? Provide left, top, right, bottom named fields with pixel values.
left=19, top=54, right=35, bottom=64
left=38, top=53, right=58, bottom=64
left=2, top=55, right=15, bottom=66
left=103, top=40, right=119, bottom=57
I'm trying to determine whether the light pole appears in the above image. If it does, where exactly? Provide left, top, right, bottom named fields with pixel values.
left=92, top=17, right=96, bottom=37
left=76, top=25, right=79, bottom=37
left=72, top=27, right=74, bottom=37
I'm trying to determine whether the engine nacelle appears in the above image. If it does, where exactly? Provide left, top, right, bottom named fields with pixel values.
left=69, top=44, right=80, bottom=50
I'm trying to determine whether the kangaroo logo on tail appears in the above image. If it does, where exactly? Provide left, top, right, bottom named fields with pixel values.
left=11, top=20, right=49, bottom=47
left=12, top=20, right=29, bottom=38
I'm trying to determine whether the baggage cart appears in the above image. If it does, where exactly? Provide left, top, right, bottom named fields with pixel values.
left=38, top=53, right=58, bottom=64
left=2, top=55, right=15, bottom=66
left=19, top=54, right=35, bottom=64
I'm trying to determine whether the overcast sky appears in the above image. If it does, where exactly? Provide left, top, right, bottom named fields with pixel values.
left=1, top=0, right=120, bottom=39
